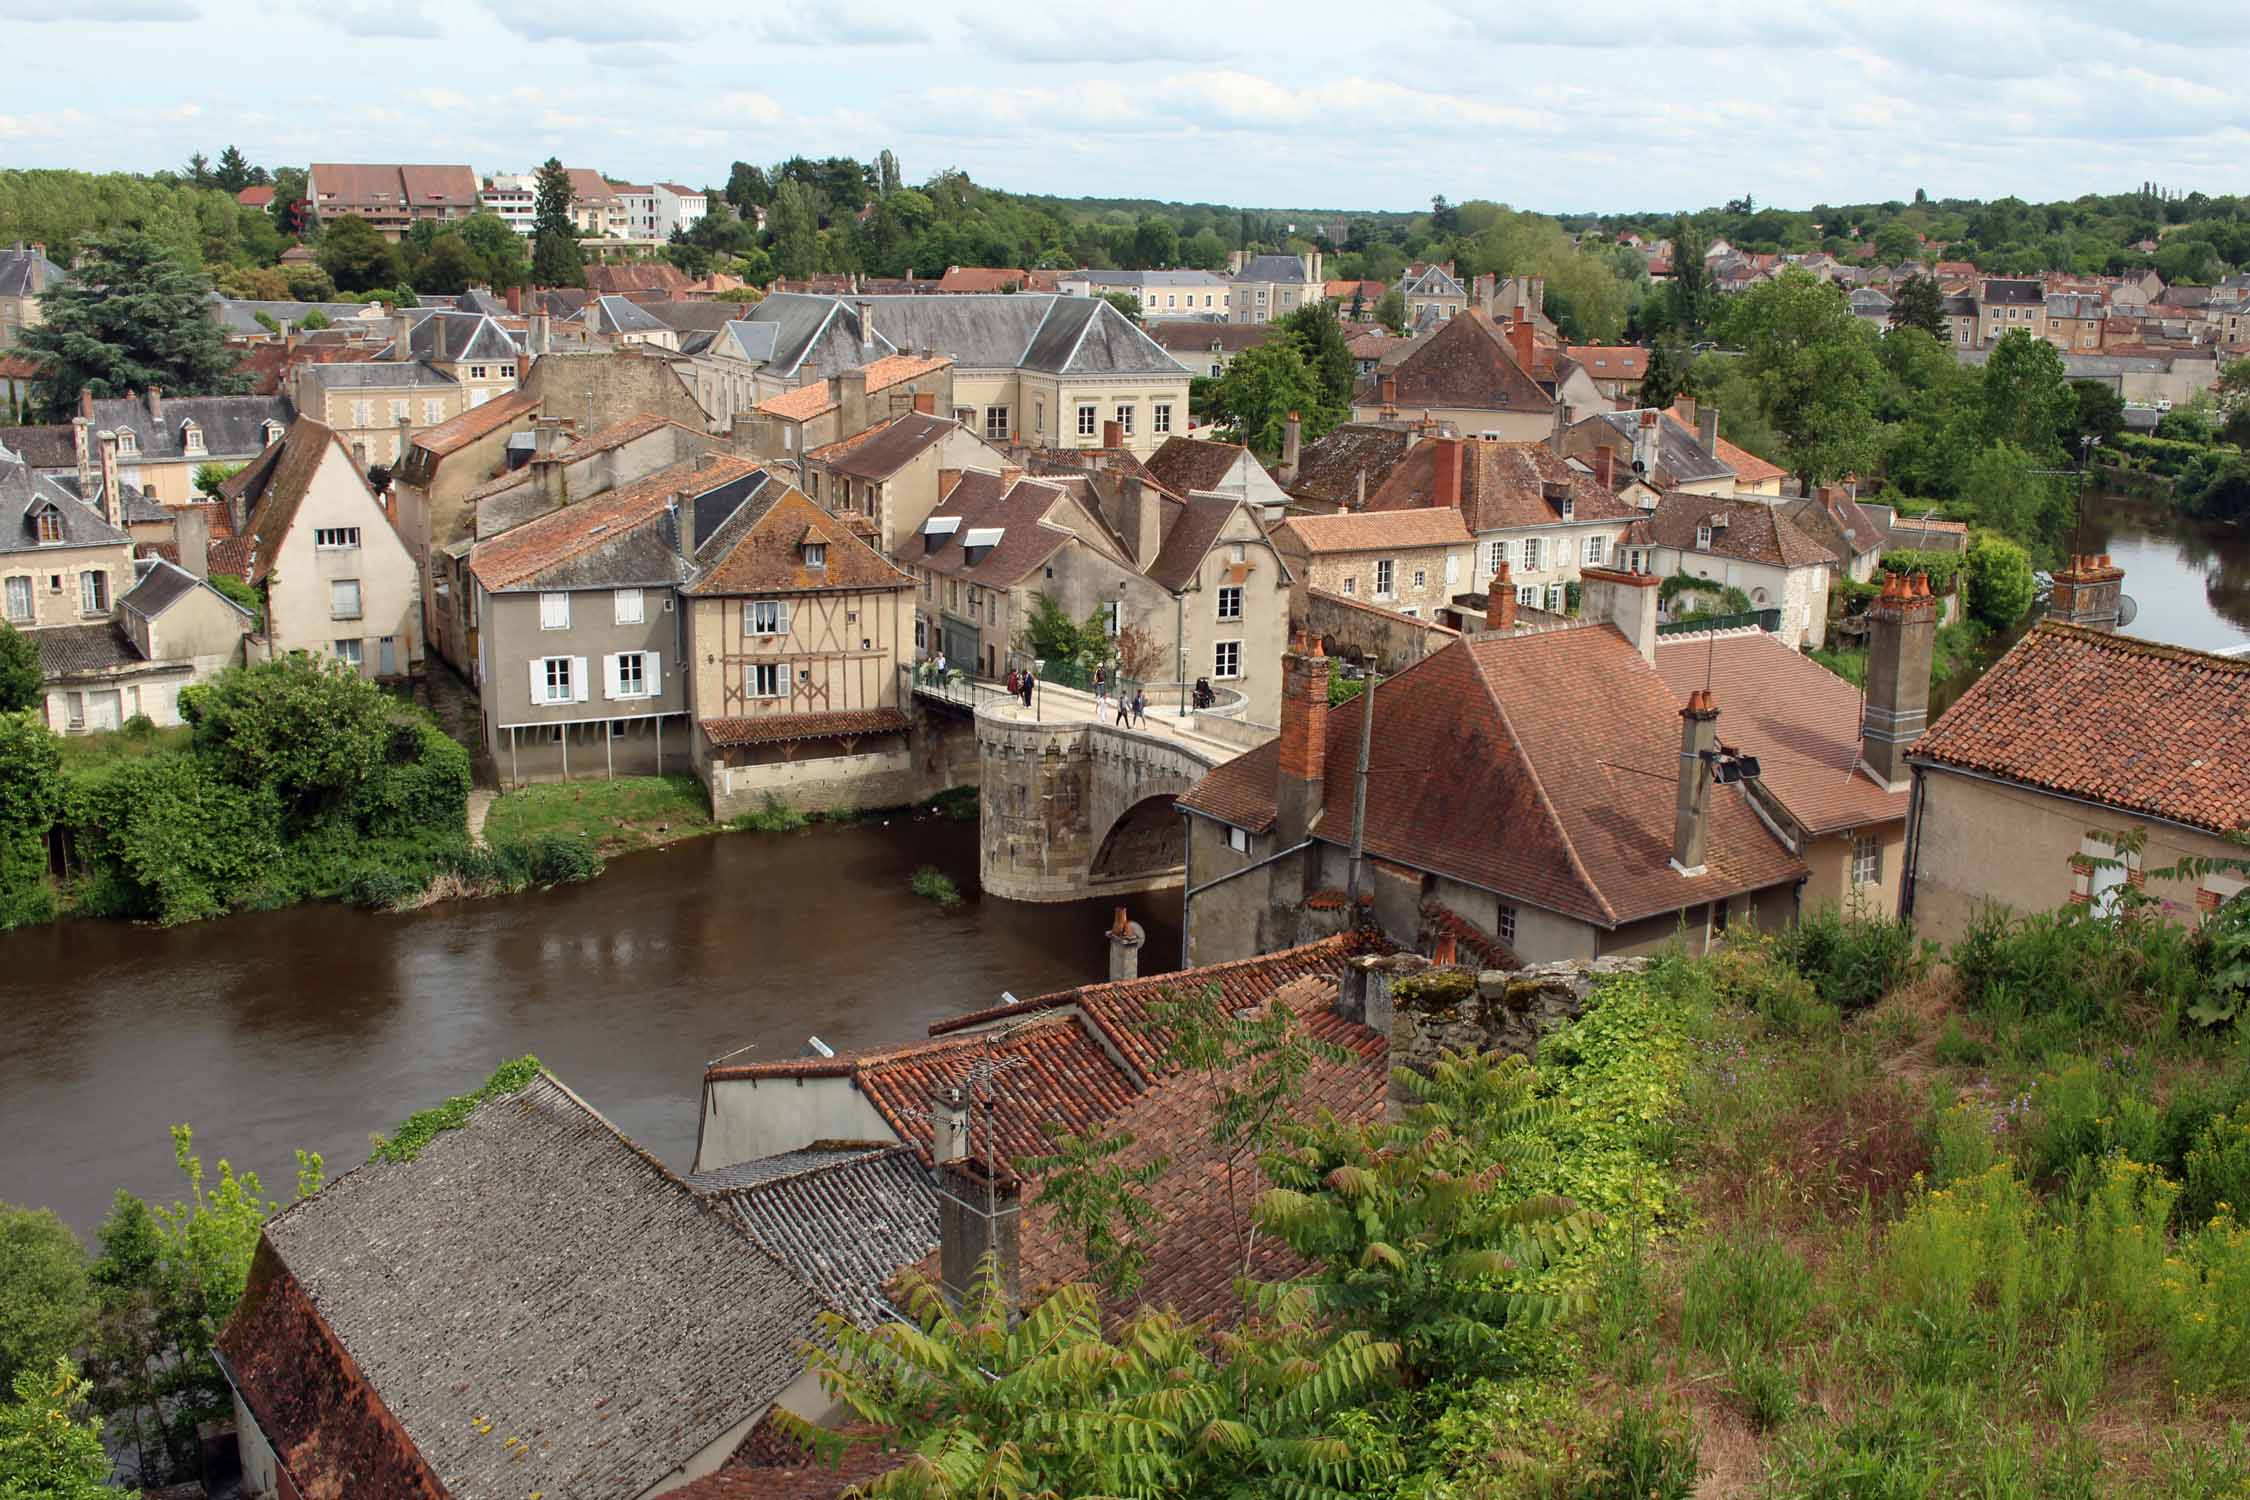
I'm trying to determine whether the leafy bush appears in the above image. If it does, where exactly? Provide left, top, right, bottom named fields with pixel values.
left=1964, top=532, right=2037, bottom=628
left=61, top=751, right=281, bottom=924
left=2183, top=1099, right=2250, bottom=1232
left=1952, top=904, right=2202, bottom=1034
left=0, top=711, right=61, bottom=929
left=1774, top=904, right=1922, bottom=1012
left=910, top=864, right=963, bottom=908
left=526, top=832, right=600, bottom=885
left=730, top=794, right=807, bottom=833
left=179, top=656, right=395, bottom=825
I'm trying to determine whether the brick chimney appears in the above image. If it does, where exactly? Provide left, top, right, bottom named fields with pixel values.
left=1508, top=317, right=1534, bottom=372
left=1276, top=629, right=1329, bottom=846
left=1593, top=444, right=1616, bottom=491
left=855, top=298, right=877, bottom=356
left=96, top=430, right=122, bottom=530
left=1485, top=561, right=1517, bottom=632
left=1579, top=564, right=1660, bottom=665
left=913, top=391, right=936, bottom=416
left=1102, top=418, right=1123, bottom=450
left=529, top=312, right=551, bottom=357
left=78, top=388, right=93, bottom=421
left=1106, top=906, right=1146, bottom=981
left=145, top=386, right=164, bottom=427
left=1281, top=410, right=1302, bottom=488
left=1433, top=435, right=1464, bottom=510
left=2047, top=552, right=2125, bottom=632
left=1860, top=571, right=1936, bottom=789
left=1672, top=689, right=1720, bottom=877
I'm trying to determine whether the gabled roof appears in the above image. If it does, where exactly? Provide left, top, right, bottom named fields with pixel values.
left=593, top=294, right=671, bottom=335
left=754, top=353, right=951, bottom=422
left=1141, top=435, right=1247, bottom=498
left=0, top=243, right=68, bottom=298
left=1142, top=321, right=1275, bottom=355
left=808, top=411, right=963, bottom=481
left=1587, top=408, right=1732, bottom=487
left=1912, top=623, right=2250, bottom=834
left=472, top=454, right=761, bottom=591
left=1367, top=436, right=1637, bottom=534
left=684, top=483, right=911, bottom=596
left=1146, top=490, right=1242, bottom=593
left=1179, top=630, right=1805, bottom=926
left=1234, top=254, right=1316, bottom=284
left=308, top=162, right=477, bottom=209
left=1567, top=345, right=1649, bottom=380
left=119, top=557, right=248, bottom=623
left=742, top=293, right=1185, bottom=380
left=1652, top=629, right=1905, bottom=836
left=84, top=393, right=295, bottom=462
left=704, top=1013, right=1143, bottom=1168
left=1286, top=421, right=1417, bottom=507
left=407, top=388, right=538, bottom=459
left=1274, top=506, right=1472, bottom=555
left=390, top=308, right=518, bottom=364
left=913, top=471, right=1076, bottom=587
left=217, top=416, right=370, bottom=584
left=1379, top=309, right=1552, bottom=414
left=217, top=1070, right=833, bottom=1500
left=586, top=263, right=691, bottom=296
left=1643, top=492, right=1834, bottom=569
left=689, top=1146, right=937, bottom=1327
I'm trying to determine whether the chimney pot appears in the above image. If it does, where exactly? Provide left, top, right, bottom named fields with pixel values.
left=1106, top=907, right=1146, bottom=982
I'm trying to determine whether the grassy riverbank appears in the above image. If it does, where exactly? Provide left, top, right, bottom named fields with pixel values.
left=482, top=774, right=716, bottom=855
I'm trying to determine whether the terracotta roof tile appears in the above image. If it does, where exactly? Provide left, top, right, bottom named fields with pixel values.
left=409, top=389, right=537, bottom=457
left=1141, top=436, right=1247, bottom=498
left=755, top=354, right=952, bottom=422
left=1568, top=345, right=1649, bottom=379
left=701, top=707, right=909, bottom=747
left=1653, top=629, right=1905, bottom=835
left=1380, top=309, right=1552, bottom=414
left=471, top=455, right=758, bottom=590
left=1913, top=622, right=2250, bottom=833
left=1368, top=437, right=1639, bottom=534
left=915, top=472, right=1077, bottom=588
left=1274, top=507, right=1472, bottom=554
left=1287, top=421, right=1416, bottom=507
left=219, top=416, right=369, bottom=585
left=685, top=484, right=911, bottom=596
left=1643, top=492, right=1833, bottom=569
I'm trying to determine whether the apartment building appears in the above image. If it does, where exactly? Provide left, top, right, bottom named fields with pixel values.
left=306, top=164, right=479, bottom=240
left=1227, top=251, right=1325, bottom=325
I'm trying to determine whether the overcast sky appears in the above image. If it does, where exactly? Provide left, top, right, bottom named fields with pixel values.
left=3, top=0, right=2244, bottom=214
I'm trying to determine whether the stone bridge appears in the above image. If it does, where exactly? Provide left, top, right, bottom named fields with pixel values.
left=971, top=682, right=1256, bottom=903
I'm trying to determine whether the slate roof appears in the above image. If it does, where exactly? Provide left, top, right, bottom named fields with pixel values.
left=1179, top=630, right=1806, bottom=926
left=1912, top=623, right=2250, bottom=834
left=1644, top=493, right=1834, bottom=569
left=808, top=411, right=960, bottom=480
left=1652, top=629, right=1905, bottom=835
left=389, top=309, right=518, bottom=364
left=1377, top=309, right=1552, bottom=414
left=218, top=416, right=366, bottom=584
left=297, top=361, right=457, bottom=390
left=1981, top=278, right=2045, bottom=306
left=0, top=243, right=67, bottom=298
left=741, top=293, right=1185, bottom=380
left=207, top=297, right=375, bottom=335
left=1143, top=321, right=1275, bottom=355
left=1234, top=254, right=1317, bottom=283
left=1587, top=409, right=1733, bottom=487
left=704, top=1013, right=1143, bottom=1168
left=217, top=1071, right=833, bottom=1500
left=84, top=393, right=294, bottom=462
left=1142, top=436, right=1247, bottom=498
left=1367, top=437, right=1638, bottom=534
left=1286, top=421, right=1416, bottom=507
left=702, top=708, right=911, bottom=747
left=1274, top=506, right=1472, bottom=555
left=690, top=1146, right=937, bottom=1327
left=35, top=622, right=142, bottom=676
left=46, top=472, right=168, bottom=525
left=593, top=294, right=670, bottom=336
left=1, top=447, right=131, bottom=555
left=684, top=483, right=911, bottom=596
left=473, top=455, right=762, bottom=591
left=117, top=557, right=225, bottom=621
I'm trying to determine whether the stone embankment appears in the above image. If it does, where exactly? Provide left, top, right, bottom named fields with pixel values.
left=1337, top=952, right=1651, bottom=1076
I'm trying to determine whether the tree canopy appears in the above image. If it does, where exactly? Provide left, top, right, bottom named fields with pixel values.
left=17, top=231, right=246, bottom=420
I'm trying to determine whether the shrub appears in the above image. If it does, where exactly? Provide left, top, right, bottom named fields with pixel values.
left=1878, top=547, right=1965, bottom=595
left=1964, top=533, right=2038, bottom=628
left=346, top=865, right=424, bottom=911
left=730, top=794, right=807, bottom=833
left=0, top=711, right=61, bottom=929
left=911, top=865, right=963, bottom=909
left=1705, top=935, right=1837, bottom=1036
left=1887, top=1163, right=2047, bottom=1379
left=1952, top=904, right=2201, bottom=1034
left=2183, top=1099, right=2250, bottom=1239
left=1774, top=904, right=1922, bottom=1012
left=526, top=833, right=600, bottom=886
left=353, top=718, right=471, bottom=838
left=61, top=751, right=280, bottom=923
left=1681, top=1233, right=1814, bottom=1353
left=1929, top=1095, right=2001, bottom=1187
left=1573, top=1400, right=1698, bottom=1500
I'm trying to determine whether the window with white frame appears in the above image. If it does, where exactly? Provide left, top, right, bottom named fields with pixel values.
left=1116, top=405, right=1135, bottom=436
left=182, top=423, right=205, bottom=455
left=424, top=399, right=445, bottom=424
left=1342, top=575, right=1357, bottom=595
left=329, top=578, right=361, bottom=619
left=1077, top=404, right=1098, bottom=437
left=1696, top=525, right=1713, bottom=549
left=3, top=576, right=29, bottom=622
left=314, top=527, right=360, bottom=550
left=1545, top=583, right=1564, bottom=612
left=1224, top=824, right=1250, bottom=854
left=1516, top=585, right=1538, bottom=606
left=1487, top=539, right=1508, bottom=574
left=1217, top=584, right=1242, bottom=620
left=954, top=407, right=974, bottom=426
left=1521, top=537, right=1543, bottom=571
left=1496, top=903, right=1517, bottom=945
left=750, top=662, right=782, bottom=698
left=1583, top=534, right=1606, bottom=565
left=115, top=428, right=137, bottom=454
left=353, top=401, right=372, bottom=427
left=1154, top=403, right=1172, bottom=434
left=533, top=655, right=576, bottom=704
left=612, top=650, right=651, bottom=699
left=334, top=638, right=362, bottom=667
left=1851, top=833, right=1882, bottom=887
left=748, top=599, right=789, bottom=635
left=539, top=591, right=570, bottom=629
left=1412, top=567, right=1427, bottom=590
left=389, top=399, right=409, bottom=421
left=985, top=407, right=1010, bottom=441
left=613, top=588, right=644, bottom=625
left=469, top=365, right=488, bottom=380
left=1214, top=640, right=1241, bottom=679
left=803, top=542, right=827, bottom=569
left=500, top=363, right=516, bottom=378
left=1375, top=558, right=1395, bottom=598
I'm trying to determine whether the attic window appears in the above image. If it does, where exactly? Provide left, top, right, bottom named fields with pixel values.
left=1696, top=525, right=1713, bottom=549
left=262, top=420, right=284, bottom=446
left=115, top=428, right=138, bottom=454
left=181, top=422, right=205, bottom=455
left=802, top=541, right=827, bottom=569
left=35, top=507, right=64, bottom=544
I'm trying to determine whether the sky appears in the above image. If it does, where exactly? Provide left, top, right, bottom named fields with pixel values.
left=1, top=0, right=2245, bottom=215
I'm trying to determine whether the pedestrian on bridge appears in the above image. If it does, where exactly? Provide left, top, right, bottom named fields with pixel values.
left=1019, top=672, right=1034, bottom=708
left=1132, top=688, right=1148, bottom=727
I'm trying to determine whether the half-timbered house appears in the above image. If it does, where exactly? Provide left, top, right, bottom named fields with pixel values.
left=683, top=483, right=916, bottom=817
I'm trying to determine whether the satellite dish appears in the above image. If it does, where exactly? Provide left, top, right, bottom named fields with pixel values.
left=2116, top=594, right=2138, bottom=629
left=1631, top=459, right=1647, bottom=474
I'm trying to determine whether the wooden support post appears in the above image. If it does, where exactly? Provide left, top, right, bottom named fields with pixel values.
left=656, top=717, right=664, bottom=775
left=561, top=724, right=569, bottom=781
left=606, top=719, right=614, bottom=780
left=509, top=725, right=518, bottom=788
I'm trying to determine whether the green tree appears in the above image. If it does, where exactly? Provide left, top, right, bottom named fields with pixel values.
left=787, top=1262, right=1402, bottom=1500
left=180, top=152, right=211, bottom=189
left=767, top=179, right=820, bottom=281
left=1640, top=335, right=1691, bottom=412
left=1888, top=271, right=1945, bottom=337
left=178, top=654, right=393, bottom=823
left=0, top=1360, right=129, bottom=1500
left=1276, top=301, right=1355, bottom=414
left=1094, top=290, right=1140, bottom=321
left=2069, top=379, right=2125, bottom=451
left=0, top=1207, right=92, bottom=1395
left=1130, top=217, right=1178, bottom=270
left=874, top=148, right=902, bottom=198
left=410, top=233, right=479, bottom=295
left=1018, top=1122, right=1167, bottom=1299
left=2212, top=356, right=2250, bottom=422
left=530, top=158, right=583, bottom=288
left=1210, top=340, right=1333, bottom=456
left=1874, top=220, right=1921, bottom=264
left=1979, top=329, right=2072, bottom=457
left=1256, top=1049, right=1599, bottom=1384
left=314, top=214, right=400, bottom=294
left=1959, top=440, right=2068, bottom=559
left=212, top=146, right=254, bottom=194
left=0, top=625, right=38, bottom=713
left=18, top=232, right=247, bottom=420
left=1372, top=287, right=1407, bottom=334
left=0, top=710, right=60, bottom=928
left=1666, top=214, right=1715, bottom=336
left=266, top=166, right=308, bottom=238
left=454, top=211, right=530, bottom=290
left=1724, top=269, right=1882, bottom=489
left=1963, top=532, right=2037, bottom=629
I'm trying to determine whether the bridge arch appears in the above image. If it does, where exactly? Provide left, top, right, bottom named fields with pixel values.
left=1089, top=793, right=1184, bottom=883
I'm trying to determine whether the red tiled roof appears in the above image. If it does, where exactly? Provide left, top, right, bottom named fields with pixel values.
left=663, top=1447, right=906, bottom=1500
left=1643, top=492, right=1834, bottom=569
left=1367, top=437, right=1639, bottom=534
left=1421, top=899, right=1521, bottom=970
left=410, top=389, right=537, bottom=457
left=928, top=932, right=1377, bottom=1080
left=1380, top=309, right=1553, bottom=414
left=219, top=416, right=370, bottom=585
left=1274, top=506, right=1472, bottom=554
left=705, top=1014, right=1142, bottom=1167
left=236, top=185, right=276, bottom=208
left=686, top=484, right=912, bottom=596
left=915, top=471, right=1077, bottom=588
left=1652, top=630, right=1905, bottom=836
left=701, top=707, right=908, bottom=748
left=0, top=353, right=44, bottom=380
left=1179, top=630, right=1806, bottom=926
left=1569, top=345, right=1649, bottom=380
left=1913, top=622, right=2250, bottom=833
left=755, top=354, right=953, bottom=422
left=471, top=454, right=759, bottom=590
left=936, top=266, right=1035, bottom=293
left=1141, top=436, right=1246, bottom=498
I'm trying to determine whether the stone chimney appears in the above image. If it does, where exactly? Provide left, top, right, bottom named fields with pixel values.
left=1860, top=571, right=1936, bottom=789
left=1508, top=318, right=1534, bottom=373
left=175, top=505, right=210, bottom=580
left=1579, top=564, right=1661, bottom=665
left=1672, top=689, right=1720, bottom=877
left=1280, top=410, right=1302, bottom=487
left=937, top=1154, right=1022, bottom=1314
left=145, top=386, right=164, bottom=427
left=351, top=439, right=368, bottom=472
left=1472, top=271, right=1496, bottom=315
left=1379, top=372, right=1398, bottom=409
left=96, top=430, right=122, bottom=530
left=531, top=452, right=564, bottom=508
left=1276, top=630, right=1329, bottom=846
left=395, top=412, right=413, bottom=475
left=530, top=312, right=551, bottom=357
left=2047, top=552, right=2125, bottom=632
left=1633, top=409, right=1661, bottom=479
left=1593, top=444, right=1616, bottom=491
left=1353, top=469, right=1366, bottom=510
left=73, top=416, right=93, bottom=502
left=392, top=309, right=414, bottom=362
left=1697, top=402, right=1719, bottom=456
left=930, top=1085, right=969, bottom=1166
left=1123, top=474, right=1163, bottom=568
left=839, top=365, right=870, bottom=438
left=855, top=298, right=877, bottom=356
left=1485, top=561, right=1517, bottom=632
left=1433, top=435, right=1464, bottom=510
left=1106, top=906, right=1146, bottom=982
left=1229, top=249, right=1247, bottom=276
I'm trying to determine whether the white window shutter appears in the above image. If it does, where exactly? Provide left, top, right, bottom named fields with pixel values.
left=775, top=600, right=792, bottom=634
left=528, top=660, right=544, bottom=704
left=573, top=656, right=590, bottom=703
left=602, top=653, right=620, bottom=701
left=647, top=652, right=662, bottom=695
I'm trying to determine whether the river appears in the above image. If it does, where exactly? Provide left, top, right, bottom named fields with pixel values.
left=0, top=819, right=1180, bottom=1236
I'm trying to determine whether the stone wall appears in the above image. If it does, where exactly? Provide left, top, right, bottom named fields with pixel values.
left=1337, top=953, right=1651, bottom=1087
left=1301, top=587, right=1460, bottom=675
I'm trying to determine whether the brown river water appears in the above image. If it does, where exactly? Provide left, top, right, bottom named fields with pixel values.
left=0, top=819, right=1179, bottom=1236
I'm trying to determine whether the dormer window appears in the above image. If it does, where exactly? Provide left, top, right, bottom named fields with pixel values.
left=1560, top=497, right=1575, bottom=521
left=115, top=428, right=138, bottom=455
left=34, top=507, right=64, bottom=545
left=1696, top=525, right=1713, bottom=549
left=802, top=541, right=827, bottom=569
left=181, top=421, right=205, bottom=455
left=262, top=420, right=285, bottom=447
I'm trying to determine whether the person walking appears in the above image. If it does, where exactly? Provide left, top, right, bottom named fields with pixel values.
left=1115, top=684, right=1131, bottom=726
left=1132, top=687, right=1148, bottom=727
left=1005, top=666, right=1020, bottom=696
left=1092, top=663, right=1108, bottom=716
left=934, top=648, right=948, bottom=684
left=1020, top=671, right=1034, bottom=708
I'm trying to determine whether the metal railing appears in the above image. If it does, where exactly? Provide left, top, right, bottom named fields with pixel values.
left=902, top=664, right=1016, bottom=711
left=1657, top=607, right=1783, bottom=637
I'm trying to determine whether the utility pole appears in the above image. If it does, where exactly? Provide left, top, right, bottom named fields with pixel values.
left=1343, top=674, right=1375, bottom=915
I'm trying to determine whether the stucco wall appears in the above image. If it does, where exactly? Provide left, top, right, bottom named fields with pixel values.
left=1299, top=587, right=1461, bottom=674
left=704, top=741, right=916, bottom=819
left=1802, top=823, right=1907, bottom=919
left=1650, top=545, right=1830, bottom=649
left=267, top=448, right=422, bottom=675
left=1, top=542, right=133, bottom=629
left=694, top=1076, right=894, bottom=1174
